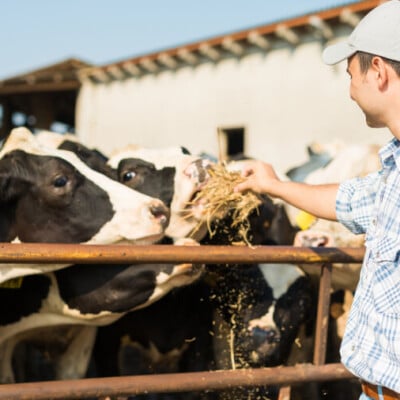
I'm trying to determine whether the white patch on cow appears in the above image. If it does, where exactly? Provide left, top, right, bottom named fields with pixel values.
left=1, top=128, right=167, bottom=245
left=258, top=263, right=304, bottom=299
left=148, top=263, right=203, bottom=306
left=35, top=130, right=80, bottom=149
left=248, top=304, right=276, bottom=332
left=108, top=146, right=190, bottom=170
left=247, top=264, right=304, bottom=333
left=0, top=263, right=70, bottom=285
left=168, top=157, right=211, bottom=240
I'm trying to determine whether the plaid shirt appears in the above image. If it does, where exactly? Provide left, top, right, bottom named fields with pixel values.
left=336, top=138, right=400, bottom=393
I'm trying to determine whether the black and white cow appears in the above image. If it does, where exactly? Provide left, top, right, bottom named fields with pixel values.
left=107, top=146, right=213, bottom=241
left=0, top=131, right=214, bottom=381
left=0, top=127, right=170, bottom=283
left=0, top=128, right=210, bottom=384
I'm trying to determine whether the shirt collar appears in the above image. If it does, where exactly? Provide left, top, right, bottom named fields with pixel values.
left=379, top=138, right=400, bottom=169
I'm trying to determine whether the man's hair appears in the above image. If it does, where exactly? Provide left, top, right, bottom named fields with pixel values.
left=357, top=51, right=400, bottom=76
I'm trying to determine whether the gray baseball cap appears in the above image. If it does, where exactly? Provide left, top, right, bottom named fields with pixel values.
left=322, top=0, right=400, bottom=65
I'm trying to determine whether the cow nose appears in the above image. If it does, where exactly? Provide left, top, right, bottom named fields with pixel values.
left=149, top=200, right=170, bottom=228
left=252, top=326, right=280, bottom=346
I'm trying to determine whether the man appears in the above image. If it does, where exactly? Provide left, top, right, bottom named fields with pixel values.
left=235, top=1, right=400, bottom=399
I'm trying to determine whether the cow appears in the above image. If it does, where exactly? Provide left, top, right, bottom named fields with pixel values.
left=0, top=128, right=211, bottom=384
left=0, top=131, right=216, bottom=385
left=0, top=127, right=170, bottom=283
left=107, top=146, right=213, bottom=241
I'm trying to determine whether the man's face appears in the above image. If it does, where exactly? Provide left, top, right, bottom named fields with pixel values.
left=346, top=55, right=385, bottom=128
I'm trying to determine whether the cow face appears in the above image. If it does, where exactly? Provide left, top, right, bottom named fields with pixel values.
left=117, top=158, right=176, bottom=206
left=0, top=128, right=169, bottom=245
left=211, top=264, right=314, bottom=369
left=244, top=264, right=314, bottom=366
left=108, top=147, right=212, bottom=240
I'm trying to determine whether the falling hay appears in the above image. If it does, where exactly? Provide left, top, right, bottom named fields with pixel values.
left=187, top=163, right=261, bottom=244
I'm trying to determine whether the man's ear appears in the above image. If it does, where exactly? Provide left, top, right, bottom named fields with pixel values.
left=371, top=56, right=389, bottom=90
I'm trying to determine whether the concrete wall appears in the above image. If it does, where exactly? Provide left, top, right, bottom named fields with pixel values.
left=76, top=28, right=390, bottom=174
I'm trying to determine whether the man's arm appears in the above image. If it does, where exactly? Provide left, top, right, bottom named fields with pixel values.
left=234, top=160, right=339, bottom=221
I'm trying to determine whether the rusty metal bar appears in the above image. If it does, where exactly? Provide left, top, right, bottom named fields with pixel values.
left=0, top=245, right=362, bottom=399
left=0, top=243, right=365, bottom=264
left=0, top=363, right=354, bottom=400
left=313, top=263, right=333, bottom=366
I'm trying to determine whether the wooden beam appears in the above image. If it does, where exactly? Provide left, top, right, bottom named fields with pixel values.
left=0, top=81, right=80, bottom=95
left=247, top=31, right=271, bottom=50
left=222, top=37, right=244, bottom=56
left=121, top=62, right=142, bottom=76
left=90, top=68, right=110, bottom=83
left=275, top=24, right=300, bottom=45
left=340, top=8, right=361, bottom=27
left=139, top=57, right=159, bottom=72
left=309, top=15, right=334, bottom=40
left=76, top=69, right=94, bottom=83
left=107, top=65, right=125, bottom=80
left=158, top=52, right=178, bottom=69
left=198, top=43, right=221, bottom=61
left=177, top=48, right=198, bottom=65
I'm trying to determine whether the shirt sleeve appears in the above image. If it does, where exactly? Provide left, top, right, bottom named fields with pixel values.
left=336, top=171, right=380, bottom=234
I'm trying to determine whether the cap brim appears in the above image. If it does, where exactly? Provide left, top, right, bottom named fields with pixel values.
left=322, top=41, right=357, bottom=65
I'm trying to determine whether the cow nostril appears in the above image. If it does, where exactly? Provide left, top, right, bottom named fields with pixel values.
left=252, top=326, right=280, bottom=345
left=149, top=202, right=170, bottom=227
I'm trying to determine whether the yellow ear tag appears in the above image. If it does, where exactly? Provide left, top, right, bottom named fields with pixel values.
left=0, top=277, right=24, bottom=289
left=296, top=210, right=317, bottom=230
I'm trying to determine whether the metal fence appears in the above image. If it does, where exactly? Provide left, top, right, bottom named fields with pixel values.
left=0, top=243, right=365, bottom=400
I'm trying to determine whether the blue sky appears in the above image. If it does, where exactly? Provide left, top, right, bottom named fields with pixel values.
left=0, top=0, right=352, bottom=79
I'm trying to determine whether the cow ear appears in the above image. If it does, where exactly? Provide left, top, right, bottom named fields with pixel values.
left=0, top=174, right=29, bottom=202
left=0, top=152, right=31, bottom=202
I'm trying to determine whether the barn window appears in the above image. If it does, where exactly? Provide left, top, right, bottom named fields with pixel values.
left=218, top=126, right=245, bottom=161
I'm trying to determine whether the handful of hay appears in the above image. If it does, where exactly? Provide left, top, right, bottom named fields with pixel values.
left=188, top=163, right=261, bottom=244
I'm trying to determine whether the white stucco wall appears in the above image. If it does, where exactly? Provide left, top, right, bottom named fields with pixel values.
left=76, top=29, right=390, bottom=174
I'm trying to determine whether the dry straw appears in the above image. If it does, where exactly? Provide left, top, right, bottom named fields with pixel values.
left=188, top=163, right=261, bottom=244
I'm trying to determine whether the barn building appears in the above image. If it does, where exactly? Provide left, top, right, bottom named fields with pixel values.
left=0, top=59, right=91, bottom=139
left=0, top=0, right=390, bottom=173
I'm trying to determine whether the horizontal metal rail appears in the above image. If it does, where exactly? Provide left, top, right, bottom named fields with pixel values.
left=0, top=243, right=365, bottom=264
left=0, top=244, right=363, bottom=399
left=0, top=363, right=354, bottom=400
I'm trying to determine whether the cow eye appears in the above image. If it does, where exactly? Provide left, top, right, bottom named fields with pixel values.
left=122, top=171, right=136, bottom=182
left=53, top=176, right=68, bottom=188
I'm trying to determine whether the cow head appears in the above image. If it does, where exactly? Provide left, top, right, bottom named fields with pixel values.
left=108, top=147, right=213, bottom=241
left=237, top=264, right=314, bottom=367
left=0, top=128, right=169, bottom=245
